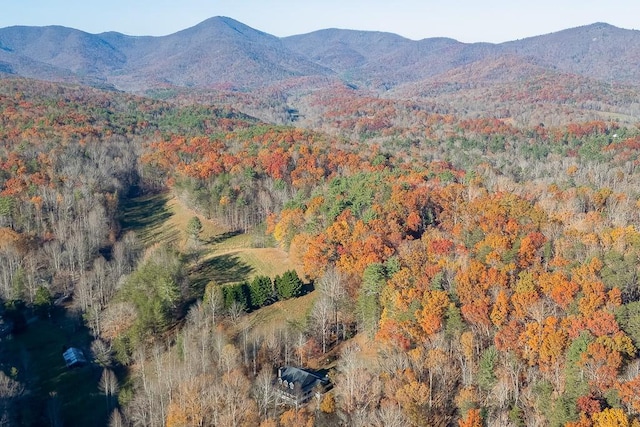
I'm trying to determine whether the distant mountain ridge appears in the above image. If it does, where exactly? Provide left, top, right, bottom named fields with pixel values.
left=0, top=17, right=638, bottom=92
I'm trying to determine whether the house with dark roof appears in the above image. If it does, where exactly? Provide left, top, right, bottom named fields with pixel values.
left=276, top=366, right=331, bottom=407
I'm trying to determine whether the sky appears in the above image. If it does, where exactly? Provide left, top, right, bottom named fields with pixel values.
left=1, top=0, right=639, bottom=43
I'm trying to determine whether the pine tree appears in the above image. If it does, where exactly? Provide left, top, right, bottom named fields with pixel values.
left=249, top=275, right=273, bottom=308
left=275, top=270, right=303, bottom=300
left=186, top=216, right=203, bottom=242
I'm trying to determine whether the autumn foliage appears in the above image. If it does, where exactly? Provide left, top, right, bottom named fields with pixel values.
left=2, top=76, right=640, bottom=427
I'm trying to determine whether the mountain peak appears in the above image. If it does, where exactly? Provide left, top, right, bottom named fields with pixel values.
left=586, top=22, right=618, bottom=30
left=0, top=18, right=638, bottom=90
left=182, top=16, right=271, bottom=39
left=193, top=15, right=244, bottom=29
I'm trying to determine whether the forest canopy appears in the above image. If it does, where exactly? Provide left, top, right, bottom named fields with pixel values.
left=1, top=76, right=640, bottom=426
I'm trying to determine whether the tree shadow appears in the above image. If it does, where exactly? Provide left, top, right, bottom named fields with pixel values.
left=118, top=193, right=177, bottom=245
left=202, top=229, right=243, bottom=245
left=301, top=282, right=315, bottom=295
left=1, top=307, right=109, bottom=427
left=190, top=253, right=254, bottom=296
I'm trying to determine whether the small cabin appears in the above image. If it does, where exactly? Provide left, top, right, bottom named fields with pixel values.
left=63, top=347, right=86, bottom=368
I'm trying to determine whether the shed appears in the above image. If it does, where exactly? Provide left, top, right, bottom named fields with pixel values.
left=63, top=347, right=86, bottom=368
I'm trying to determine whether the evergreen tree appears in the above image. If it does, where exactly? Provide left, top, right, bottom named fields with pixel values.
left=222, top=282, right=250, bottom=310
left=186, top=216, right=203, bottom=242
left=120, top=249, right=184, bottom=345
left=34, top=285, right=52, bottom=317
left=356, top=263, right=386, bottom=338
left=275, top=270, right=302, bottom=300
left=478, top=346, right=498, bottom=391
left=249, top=275, right=273, bottom=308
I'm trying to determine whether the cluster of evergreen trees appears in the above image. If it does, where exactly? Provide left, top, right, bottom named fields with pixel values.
left=221, top=270, right=303, bottom=311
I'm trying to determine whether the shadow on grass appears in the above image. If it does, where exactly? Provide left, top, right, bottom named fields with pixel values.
left=2, top=307, right=109, bottom=427
left=301, top=282, right=315, bottom=295
left=202, top=230, right=243, bottom=246
left=190, top=253, right=254, bottom=296
left=119, top=193, right=178, bottom=245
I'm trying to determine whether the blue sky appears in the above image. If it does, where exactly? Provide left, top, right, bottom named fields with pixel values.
left=2, top=0, right=639, bottom=43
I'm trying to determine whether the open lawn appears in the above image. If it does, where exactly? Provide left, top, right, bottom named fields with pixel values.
left=119, top=193, right=179, bottom=246
left=244, top=290, right=317, bottom=335
left=119, top=192, right=311, bottom=348
left=120, top=192, right=299, bottom=283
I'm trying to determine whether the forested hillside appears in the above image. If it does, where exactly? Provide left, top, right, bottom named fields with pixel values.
left=0, top=34, right=640, bottom=427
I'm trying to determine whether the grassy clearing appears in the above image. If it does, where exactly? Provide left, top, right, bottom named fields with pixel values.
left=229, top=248, right=298, bottom=279
left=119, top=192, right=309, bottom=340
left=243, top=290, right=317, bottom=336
left=120, top=192, right=250, bottom=251
left=189, top=252, right=255, bottom=296
left=2, top=309, right=108, bottom=426
left=119, top=193, right=178, bottom=246
left=120, top=192, right=298, bottom=282
left=207, top=231, right=253, bottom=252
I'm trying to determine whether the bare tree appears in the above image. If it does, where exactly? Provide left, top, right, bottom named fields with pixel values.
left=374, top=402, right=409, bottom=427
left=186, top=301, right=206, bottom=328
left=76, top=272, right=93, bottom=313
left=99, top=368, right=119, bottom=411
left=91, top=338, right=113, bottom=368
left=0, top=371, right=23, bottom=426
left=184, top=302, right=214, bottom=375
left=317, top=267, right=348, bottom=340
left=227, top=301, right=246, bottom=325
left=87, top=203, right=109, bottom=251
left=22, top=251, right=42, bottom=305
left=218, top=370, right=259, bottom=427
left=253, top=367, right=276, bottom=419
left=219, top=344, right=241, bottom=375
left=43, top=240, right=64, bottom=272
left=112, top=231, right=139, bottom=279
left=151, top=344, right=171, bottom=424
left=0, top=250, right=20, bottom=300
left=310, top=295, right=332, bottom=353
left=377, top=345, right=410, bottom=376
left=99, top=301, right=137, bottom=343
left=334, top=343, right=382, bottom=416
left=108, top=409, right=124, bottom=427
left=204, top=284, right=224, bottom=328
left=92, top=256, right=114, bottom=308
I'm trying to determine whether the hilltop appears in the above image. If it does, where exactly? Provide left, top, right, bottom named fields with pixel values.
left=0, top=18, right=638, bottom=91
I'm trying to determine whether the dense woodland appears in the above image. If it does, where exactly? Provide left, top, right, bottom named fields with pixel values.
left=1, top=75, right=640, bottom=427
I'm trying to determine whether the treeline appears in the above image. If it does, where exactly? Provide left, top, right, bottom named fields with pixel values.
left=145, top=125, right=394, bottom=231
left=221, top=270, right=303, bottom=311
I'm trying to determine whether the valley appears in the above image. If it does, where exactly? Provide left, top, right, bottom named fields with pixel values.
left=0, top=17, right=639, bottom=427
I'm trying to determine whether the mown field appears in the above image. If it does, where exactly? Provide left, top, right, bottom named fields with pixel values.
left=120, top=191, right=316, bottom=332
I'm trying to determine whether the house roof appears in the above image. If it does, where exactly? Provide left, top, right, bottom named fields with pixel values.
left=278, top=366, right=328, bottom=392
left=63, top=347, right=86, bottom=367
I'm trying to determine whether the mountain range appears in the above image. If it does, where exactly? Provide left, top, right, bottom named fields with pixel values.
left=0, top=16, right=638, bottom=93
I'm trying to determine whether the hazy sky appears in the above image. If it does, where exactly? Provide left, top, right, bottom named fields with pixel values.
left=2, top=0, right=639, bottom=43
